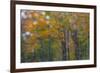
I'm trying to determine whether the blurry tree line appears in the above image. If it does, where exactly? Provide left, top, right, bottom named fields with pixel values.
left=21, top=10, right=89, bottom=62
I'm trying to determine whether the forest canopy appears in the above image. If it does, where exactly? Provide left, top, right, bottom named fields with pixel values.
left=21, top=10, right=89, bottom=63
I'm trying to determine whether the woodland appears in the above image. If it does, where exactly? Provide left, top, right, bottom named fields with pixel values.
left=21, top=10, right=89, bottom=62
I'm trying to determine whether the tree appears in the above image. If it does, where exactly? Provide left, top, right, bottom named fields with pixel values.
left=21, top=10, right=90, bottom=62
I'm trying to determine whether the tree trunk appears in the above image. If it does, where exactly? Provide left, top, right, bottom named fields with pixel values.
left=40, top=39, right=45, bottom=61
left=48, top=38, right=52, bottom=61
left=62, top=29, right=69, bottom=60
left=71, top=30, right=81, bottom=60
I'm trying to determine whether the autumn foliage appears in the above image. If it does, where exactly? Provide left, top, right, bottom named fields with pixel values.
left=21, top=10, right=89, bottom=62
